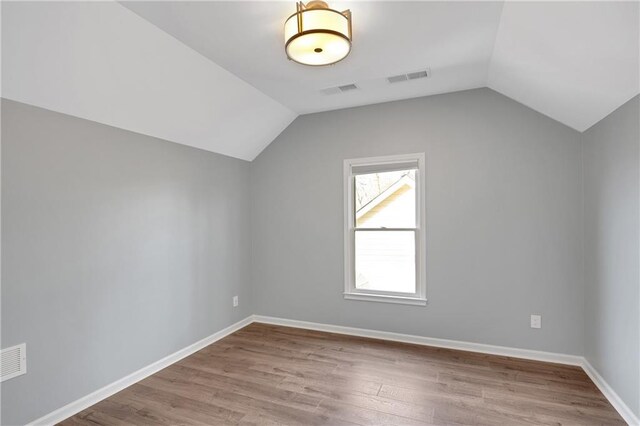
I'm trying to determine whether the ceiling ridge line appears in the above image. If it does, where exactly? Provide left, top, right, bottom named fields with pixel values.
left=485, top=0, right=507, bottom=85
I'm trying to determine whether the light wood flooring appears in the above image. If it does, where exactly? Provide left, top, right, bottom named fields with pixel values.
left=61, top=323, right=625, bottom=425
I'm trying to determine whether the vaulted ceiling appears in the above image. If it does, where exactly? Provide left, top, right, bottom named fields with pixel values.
left=1, top=1, right=296, bottom=161
left=3, top=1, right=638, bottom=161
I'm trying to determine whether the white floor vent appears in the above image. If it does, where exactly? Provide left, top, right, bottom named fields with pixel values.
left=1, top=343, right=27, bottom=382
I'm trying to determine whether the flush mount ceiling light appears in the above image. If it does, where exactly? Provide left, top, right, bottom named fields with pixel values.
left=284, top=1, right=352, bottom=66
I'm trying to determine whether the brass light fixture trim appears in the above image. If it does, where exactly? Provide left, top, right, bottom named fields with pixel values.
left=284, top=1, right=352, bottom=66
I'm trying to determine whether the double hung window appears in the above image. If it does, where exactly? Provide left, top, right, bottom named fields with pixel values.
left=343, top=153, right=426, bottom=305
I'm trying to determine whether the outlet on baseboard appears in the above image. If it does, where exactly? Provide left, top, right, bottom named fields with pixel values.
left=233, top=296, right=239, bottom=307
left=530, top=314, right=541, bottom=329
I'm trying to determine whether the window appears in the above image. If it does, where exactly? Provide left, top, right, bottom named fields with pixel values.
left=344, top=153, right=426, bottom=305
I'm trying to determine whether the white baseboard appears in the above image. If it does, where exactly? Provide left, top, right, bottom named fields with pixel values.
left=27, top=316, right=254, bottom=426
left=581, top=358, right=640, bottom=426
left=252, top=315, right=583, bottom=366
left=27, top=314, right=639, bottom=426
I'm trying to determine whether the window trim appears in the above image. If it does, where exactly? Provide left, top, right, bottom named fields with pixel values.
left=343, top=153, right=427, bottom=306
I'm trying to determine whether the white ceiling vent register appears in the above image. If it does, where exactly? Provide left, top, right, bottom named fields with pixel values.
left=387, top=69, right=431, bottom=84
left=321, top=83, right=359, bottom=95
left=1, top=343, right=27, bottom=382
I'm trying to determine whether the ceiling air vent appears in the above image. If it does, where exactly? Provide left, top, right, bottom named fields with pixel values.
left=387, top=68, right=431, bottom=84
left=1, top=343, right=26, bottom=382
left=387, top=74, right=408, bottom=83
left=338, top=83, right=358, bottom=92
left=320, top=83, right=359, bottom=95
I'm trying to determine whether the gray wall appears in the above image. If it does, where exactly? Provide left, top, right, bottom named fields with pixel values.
left=5, top=89, right=637, bottom=424
left=583, top=95, right=640, bottom=418
left=1, top=99, right=253, bottom=425
left=251, top=88, right=585, bottom=355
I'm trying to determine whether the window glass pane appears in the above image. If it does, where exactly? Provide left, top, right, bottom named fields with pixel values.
left=355, top=169, right=416, bottom=228
left=355, top=230, right=416, bottom=293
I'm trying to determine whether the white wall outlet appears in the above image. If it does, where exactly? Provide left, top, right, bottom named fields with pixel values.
left=530, top=314, right=541, bottom=329
left=232, top=296, right=239, bottom=307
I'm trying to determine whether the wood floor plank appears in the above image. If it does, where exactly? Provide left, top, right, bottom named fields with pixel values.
left=61, top=323, right=625, bottom=425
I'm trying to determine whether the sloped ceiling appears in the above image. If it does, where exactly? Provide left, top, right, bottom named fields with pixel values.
left=122, top=1, right=504, bottom=115
left=3, top=2, right=638, bottom=162
left=123, top=0, right=639, bottom=132
left=489, top=1, right=639, bottom=132
left=1, top=1, right=296, bottom=161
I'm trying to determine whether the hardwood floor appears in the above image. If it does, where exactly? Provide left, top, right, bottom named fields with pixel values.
left=61, top=323, right=625, bottom=425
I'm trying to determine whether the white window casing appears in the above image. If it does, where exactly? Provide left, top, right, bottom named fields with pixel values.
left=343, top=153, right=427, bottom=306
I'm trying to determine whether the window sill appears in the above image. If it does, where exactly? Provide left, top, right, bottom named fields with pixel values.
left=343, top=292, right=427, bottom=306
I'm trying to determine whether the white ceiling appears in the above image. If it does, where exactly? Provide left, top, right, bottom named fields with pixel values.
left=3, top=2, right=638, bottom=162
left=123, top=1, right=639, bottom=132
left=122, top=1, right=504, bottom=115
left=1, top=1, right=296, bottom=161
left=489, top=1, right=640, bottom=132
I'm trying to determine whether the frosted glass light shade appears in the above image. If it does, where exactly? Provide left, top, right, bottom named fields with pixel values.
left=284, top=2, right=352, bottom=66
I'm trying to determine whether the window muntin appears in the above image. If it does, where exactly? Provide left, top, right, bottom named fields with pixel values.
left=344, top=154, right=426, bottom=305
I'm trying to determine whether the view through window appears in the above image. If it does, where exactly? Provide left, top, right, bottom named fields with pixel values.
left=354, top=169, right=417, bottom=293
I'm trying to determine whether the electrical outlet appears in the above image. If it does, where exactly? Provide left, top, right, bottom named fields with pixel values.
left=233, top=296, right=239, bottom=307
left=530, top=314, right=541, bottom=329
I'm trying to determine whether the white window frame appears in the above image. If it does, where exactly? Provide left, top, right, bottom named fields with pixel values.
left=343, top=153, right=427, bottom=306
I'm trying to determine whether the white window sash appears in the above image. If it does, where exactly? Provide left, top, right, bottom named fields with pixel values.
left=344, top=153, right=427, bottom=306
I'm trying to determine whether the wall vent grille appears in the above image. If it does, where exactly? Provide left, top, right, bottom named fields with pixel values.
left=1, top=343, right=27, bottom=382
left=387, top=69, right=431, bottom=84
